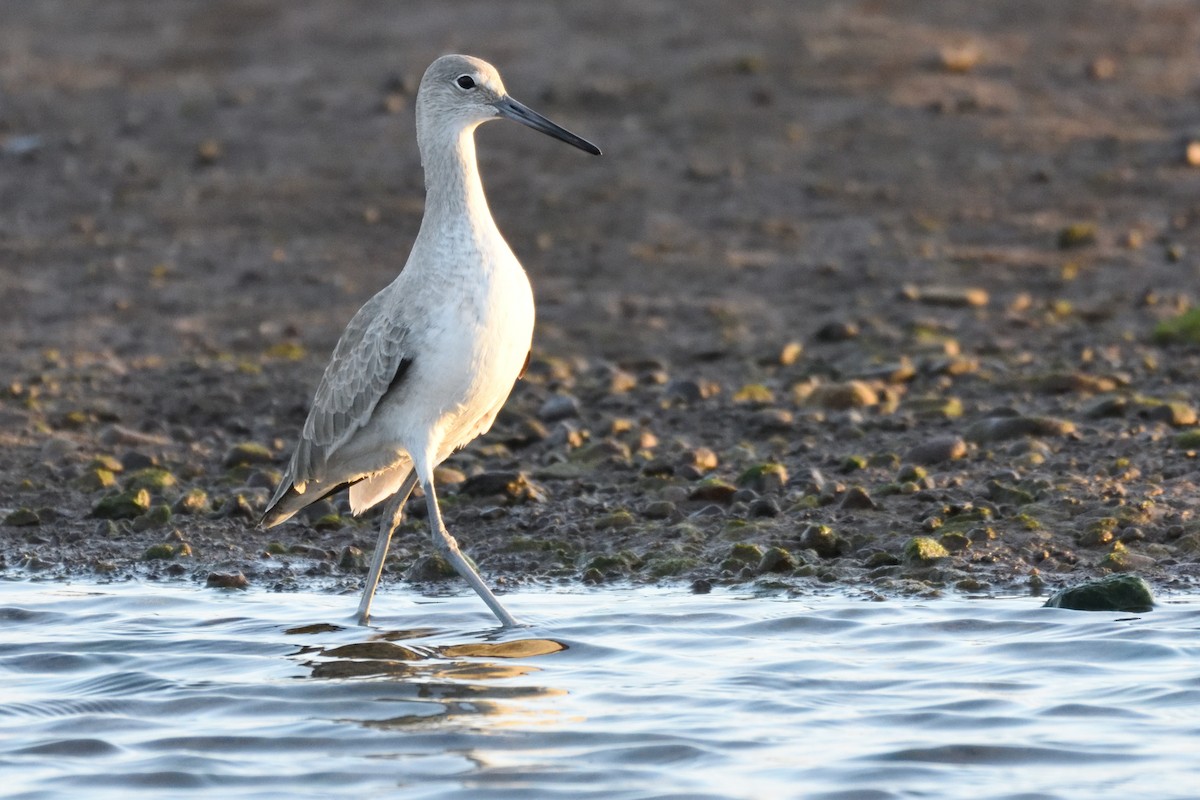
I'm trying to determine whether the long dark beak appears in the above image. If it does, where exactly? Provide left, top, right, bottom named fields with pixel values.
left=494, top=96, right=602, bottom=156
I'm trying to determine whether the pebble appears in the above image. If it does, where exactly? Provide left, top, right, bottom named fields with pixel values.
left=808, top=381, right=878, bottom=410
left=688, top=478, right=738, bottom=504
left=173, top=488, right=209, bottom=515
left=3, top=508, right=40, bottom=526
left=839, top=486, right=877, bottom=510
left=904, top=536, right=950, bottom=565
left=904, top=435, right=967, bottom=465
left=813, top=320, right=859, bottom=342
left=223, top=442, right=275, bottom=468
left=901, top=284, right=989, bottom=308
left=460, top=471, right=542, bottom=502
left=799, top=524, right=845, bottom=558
left=757, top=547, right=797, bottom=574
left=206, top=572, right=250, bottom=590
left=664, top=379, right=719, bottom=404
left=738, top=463, right=788, bottom=493
left=748, top=497, right=780, bottom=518
left=642, top=500, right=677, bottom=520
left=338, top=546, right=367, bottom=571
left=538, top=393, right=581, bottom=422
left=963, top=415, right=1075, bottom=443
left=92, top=489, right=151, bottom=520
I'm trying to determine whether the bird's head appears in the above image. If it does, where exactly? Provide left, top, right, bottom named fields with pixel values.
left=416, top=54, right=601, bottom=156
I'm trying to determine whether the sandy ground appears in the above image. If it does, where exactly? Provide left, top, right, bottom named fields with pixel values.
left=4, top=1, right=1200, bottom=602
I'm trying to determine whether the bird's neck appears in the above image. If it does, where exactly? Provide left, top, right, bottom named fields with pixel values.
left=417, top=126, right=497, bottom=241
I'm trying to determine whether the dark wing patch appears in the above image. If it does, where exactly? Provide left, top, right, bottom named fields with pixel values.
left=386, top=356, right=414, bottom=396
left=287, top=290, right=411, bottom=485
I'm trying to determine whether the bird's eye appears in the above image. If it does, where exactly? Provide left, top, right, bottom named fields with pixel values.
left=455, top=75, right=476, bottom=90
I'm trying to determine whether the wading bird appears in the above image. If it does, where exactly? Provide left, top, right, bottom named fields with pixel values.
left=260, top=54, right=600, bottom=626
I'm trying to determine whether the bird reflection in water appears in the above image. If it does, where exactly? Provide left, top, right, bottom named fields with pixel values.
left=285, top=623, right=569, bottom=730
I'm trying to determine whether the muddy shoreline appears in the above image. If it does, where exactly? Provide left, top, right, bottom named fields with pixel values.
left=4, top=2, right=1200, bottom=602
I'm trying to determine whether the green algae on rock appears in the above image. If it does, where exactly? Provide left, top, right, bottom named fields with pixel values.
left=904, top=536, right=950, bottom=565
left=93, top=488, right=151, bottom=520
left=1043, top=574, right=1154, bottom=612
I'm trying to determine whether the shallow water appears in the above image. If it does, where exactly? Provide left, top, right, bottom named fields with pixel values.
left=1, top=582, right=1197, bottom=800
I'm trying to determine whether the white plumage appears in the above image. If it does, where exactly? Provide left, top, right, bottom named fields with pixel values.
left=260, top=54, right=600, bottom=626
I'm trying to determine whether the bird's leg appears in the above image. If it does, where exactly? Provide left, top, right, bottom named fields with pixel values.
left=422, top=478, right=519, bottom=627
left=356, top=471, right=419, bottom=625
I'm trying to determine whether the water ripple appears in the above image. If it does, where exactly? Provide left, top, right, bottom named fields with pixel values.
left=0, top=584, right=1197, bottom=800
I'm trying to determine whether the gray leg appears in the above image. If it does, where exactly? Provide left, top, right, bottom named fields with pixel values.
left=422, top=478, right=518, bottom=627
left=356, top=471, right=419, bottom=624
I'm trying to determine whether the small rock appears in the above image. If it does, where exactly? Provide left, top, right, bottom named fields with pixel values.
left=173, top=487, right=209, bottom=515
left=206, top=572, right=250, bottom=590
left=125, top=467, right=178, bottom=493
left=1100, top=542, right=1157, bottom=573
left=964, top=415, right=1075, bottom=443
left=839, top=486, right=877, bottom=510
left=798, top=524, right=845, bottom=558
left=642, top=500, right=677, bottom=520
left=460, top=471, right=543, bottom=503
left=3, top=508, right=40, bottom=527
left=339, top=546, right=367, bottom=571
left=904, top=536, right=950, bottom=565
left=737, top=463, right=788, bottom=493
left=143, top=543, right=178, bottom=561
left=406, top=554, right=457, bottom=581
left=92, top=489, right=151, bottom=520
left=664, top=378, right=719, bottom=403
left=1043, top=574, right=1153, bottom=612
left=1145, top=401, right=1198, bottom=427
left=757, top=547, right=797, bottom=574
left=813, top=320, right=859, bottom=342
left=538, top=393, right=581, bottom=422
left=904, top=435, right=967, bottom=465
left=223, top=442, right=275, bottom=468
left=905, top=396, right=964, bottom=420
left=984, top=480, right=1034, bottom=506
left=593, top=510, right=636, bottom=530
left=809, top=381, right=878, bottom=410
left=74, top=468, right=118, bottom=492
left=901, top=284, right=988, bottom=307
left=1058, top=223, right=1097, bottom=249
left=688, top=478, right=738, bottom=504
left=748, top=498, right=780, bottom=518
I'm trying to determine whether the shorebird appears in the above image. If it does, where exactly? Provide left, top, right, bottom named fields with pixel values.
left=260, top=55, right=600, bottom=626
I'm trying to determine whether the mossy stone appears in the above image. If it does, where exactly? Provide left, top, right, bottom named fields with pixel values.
left=737, top=463, right=789, bottom=492
left=1153, top=308, right=1200, bottom=345
left=75, top=468, right=118, bottom=492
left=1044, top=574, right=1154, bottom=612
left=647, top=556, right=699, bottom=577
left=4, top=508, right=40, bottom=527
left=173, top=488, right=209, bottom=515
left=593, top=510, right=636, bottom=530
left=904, top=536, right=950, bottom=565
left=728, top=542, right=764, bottom=565
left=93, top=489, right=151, bottom=520
left=143, top=543, right=178, bottom=560
left=125, top=467, right=178, bottom=493
left=757, top=546, right=797, bottom=574
left=798, top=524, right=845, bottom=558
left=222, top=442, right=275, bottom=467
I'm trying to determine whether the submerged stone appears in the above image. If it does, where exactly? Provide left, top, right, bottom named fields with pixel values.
left=1043, top=574, right=1154, bottom=612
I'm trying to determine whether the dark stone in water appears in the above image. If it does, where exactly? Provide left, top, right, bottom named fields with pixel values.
left=1043, top=574, right=1154, bottom=612
left=206, top=571, right=249, bottom=590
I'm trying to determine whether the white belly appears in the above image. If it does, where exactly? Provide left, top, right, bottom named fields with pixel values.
left=379, top=259, right=534, bottom=464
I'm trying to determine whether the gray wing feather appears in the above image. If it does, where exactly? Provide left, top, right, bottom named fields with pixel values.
left=288, top=291, right=411, bottom=486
